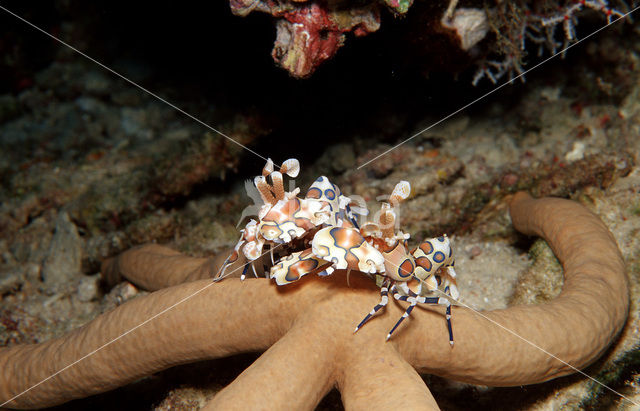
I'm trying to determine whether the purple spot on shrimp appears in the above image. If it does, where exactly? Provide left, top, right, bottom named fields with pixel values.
left=324, top=189, right=336, bottom=200
left=307, top=187, right=322, bottom=199
left=419, top=241, right=434, bottom=255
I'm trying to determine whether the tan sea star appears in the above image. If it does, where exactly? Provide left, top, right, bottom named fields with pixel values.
left=0, top=192, right=629, bottom=410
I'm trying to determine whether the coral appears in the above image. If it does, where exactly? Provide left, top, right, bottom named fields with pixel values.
left=227, top=0, right=632, bottom=81
left=382, top=0, right=414, bottom=14
left=441, top=7, right=490, bottom=51
left=475, top=0, right=630, bottom=85
left=0, top=193, right=630, bottom=409
left=231, top=0, right=380, bottom=78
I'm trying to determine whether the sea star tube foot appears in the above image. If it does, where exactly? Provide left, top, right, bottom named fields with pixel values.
left=0, top=192, right=629, bottom=409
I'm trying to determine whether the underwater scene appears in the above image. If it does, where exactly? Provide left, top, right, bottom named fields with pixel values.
left=1, top=0, right=639, bottom=410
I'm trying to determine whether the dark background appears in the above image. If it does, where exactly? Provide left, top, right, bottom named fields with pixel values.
left=0, top=0, right=508, bottom=158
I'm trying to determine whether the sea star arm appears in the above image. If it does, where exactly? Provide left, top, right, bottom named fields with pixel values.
left=336, top=334, right=440, bottom=410
left=205, top=286, right=441, bottom=411
left=204, top=315, right=340, bottom=410
left=0, top=278, right=301, bottom=409
left=100, top=243, right=237, bottom=290
left=398, top=192, right=629, bottom=385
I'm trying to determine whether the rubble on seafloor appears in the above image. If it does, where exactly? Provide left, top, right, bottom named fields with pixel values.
left=0, top=2, right=640, bottom=410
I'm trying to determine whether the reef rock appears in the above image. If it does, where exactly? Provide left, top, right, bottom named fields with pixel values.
left=41, top=211, right=83, bottom=290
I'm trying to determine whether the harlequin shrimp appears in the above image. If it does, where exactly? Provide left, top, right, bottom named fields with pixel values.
left=213, top=158, right=362, bottom=282
left=311, top=181, right=459, bottom=344
left=215, top=158, right=460, bottom=345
